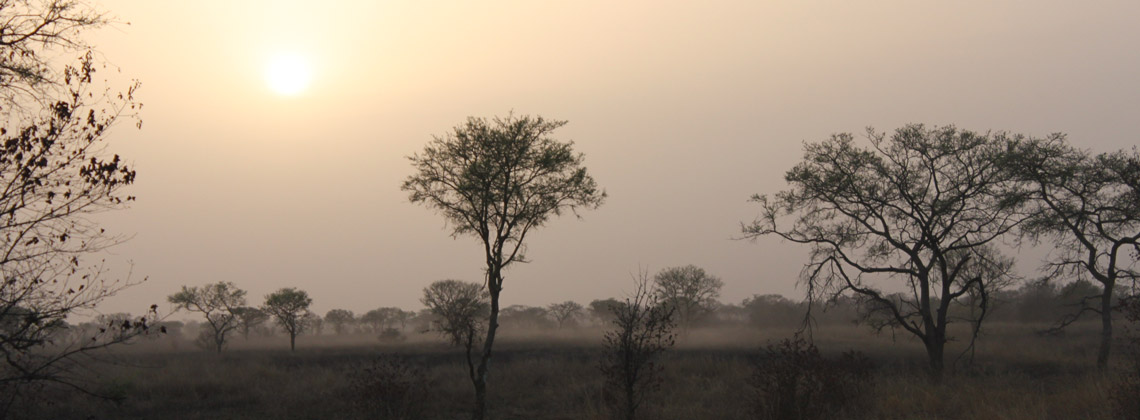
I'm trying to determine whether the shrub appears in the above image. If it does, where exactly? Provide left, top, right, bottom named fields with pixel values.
left=749, top=336, right=873, bottom=420
left=347, top=355, right=433, bottom=420
left=1112, top=296, right=1140, bottom=420
left=378, top=328, right=405, bottom=342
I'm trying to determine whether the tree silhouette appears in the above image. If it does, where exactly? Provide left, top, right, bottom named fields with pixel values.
left=263, top=288, right=313, bottom=351
left=168, top=282, right=246, bottom=353
left=402, top=113, right=605, bottom=419
left=0, top=0, right=151, bottom=413
left=1011, top=138, right=1140, bottom=369
left=652, top=265, right=723, bottom=328
left=745, top=125, right=1026, bottom=379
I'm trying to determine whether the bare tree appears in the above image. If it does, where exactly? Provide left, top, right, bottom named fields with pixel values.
left=743, top=125, right=1026, bottom=379
left=263, top=288, right=312, bottom=351
left=547, top=301, right=583, bottom=329
left=168, top=282, right=246, bottom=353
left=652, top=265, right=724, bottom=328
left=402, top=113, right=605, bottom=419
left=0, top=1, right=151, bottom=414
left=1011, top=138, right=1140, bottom=369
left=600, top=269, right=676, bottom=420
left=325, top=309, right=356, bottom=335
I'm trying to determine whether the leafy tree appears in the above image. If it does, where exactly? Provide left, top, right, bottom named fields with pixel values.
left=325, top=309, right=356, bottom=335
left=421, top=279, right=489, bottom=381
left=499, top=305, right=553, bottom=330
left=589, top=298, right=623, bottom=325
left=360, top=307, right=408, bottom=333
left=1011, top=138, right=1140, bottom=368
left=232, top=306, right=269, bottom=340
left=262, top=288, right=312, bottom=351
left=0, top=0, right=151, bottom=413
left=402, top=113, right=605, bottom=419
left=744, top=125, right=1026, bottom=378
left=547, top=301, right=584, bottom=329
left=652, top=265, right=724, bottom=328
left=168, top=282, right=246, bottom=353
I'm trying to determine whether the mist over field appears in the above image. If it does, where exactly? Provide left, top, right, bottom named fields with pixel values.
left=2, top=1, right=1140, bottom=419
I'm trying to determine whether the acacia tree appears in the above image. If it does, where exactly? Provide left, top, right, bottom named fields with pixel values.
left=232, top=306, right=269, bottom=340
left=652, top=265, right=724, bottom=328
left=0, top=1, right=152, bottom=413
left=262, top=288, right=312, bottom=351
left=168, top=282, right=246, bottom=353
left=1011, top=138, right=1140, bottom=369
left=421, top=279, right=489, bottom=381
left=744, top=125, right=1026, bottom=378
left=547, top=301, right=583, bottom=329
left=324, top=309, right=355, bottom=335
left=402, top=113, right=605, bottom=419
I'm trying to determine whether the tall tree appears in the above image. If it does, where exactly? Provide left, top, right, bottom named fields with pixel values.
left=1011, top=138, right=1140, bottom=369
left=743, top=125, right=1025, bottom=378
left=652, top=265, right=724, bottom=328
left=402, top=113, right=605, bottom=419
left=0, top=1, right=150, bottom=413
left=262, top=288, right=312, bottom=351
left=168, top=282, right=246, bottom=353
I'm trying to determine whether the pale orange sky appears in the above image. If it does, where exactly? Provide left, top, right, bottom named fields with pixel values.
left=86, top=1, right=1140, bottom=316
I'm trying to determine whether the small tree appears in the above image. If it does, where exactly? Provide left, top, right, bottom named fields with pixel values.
left=600, top=270, right=677, bottom=420
left=263, top=288, right=313, bottom=351
left=232, top=306, right=269, bottom=340
left=168, top=282, right=246, bottom=353
left=652, top=265, right=724, bottom=328
left=421, top=279, right=489, bottom=384
left=589, top=298, right=623, bottom=326
left=325, top=309, right=356, bottom=335
left=547, top=301, right=584, bottom=329
left=403, top=113, right=605, bottom=419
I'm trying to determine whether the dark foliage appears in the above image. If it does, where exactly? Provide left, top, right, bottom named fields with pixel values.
left=347, top=355, right=435, bottom=420
left=750, top=336, right=873, bottom=420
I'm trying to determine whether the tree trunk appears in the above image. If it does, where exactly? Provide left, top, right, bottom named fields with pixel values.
left=1098, top=281, right=1114, bottom=370
left=290, top=331, right=296, bottom=352
left=924, top=329, right=945, bottom=381
left=472, top=269, right=502, bottom=420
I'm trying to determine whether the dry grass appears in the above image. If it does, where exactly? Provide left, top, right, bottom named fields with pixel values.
left=13, top=322, right=1128, bottom=420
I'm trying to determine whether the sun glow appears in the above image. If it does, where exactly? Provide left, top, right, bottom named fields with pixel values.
left=264, top=53, right=312, bottom=96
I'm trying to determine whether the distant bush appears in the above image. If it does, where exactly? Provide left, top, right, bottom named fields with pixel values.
left=749, top=336, right=873, bottom=420
left=378, top=328, right=405, bottom=342
left=347, top=356, right=434, bottom=420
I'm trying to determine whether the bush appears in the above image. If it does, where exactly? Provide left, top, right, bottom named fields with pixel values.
left=347, top=355, right=434, bottom=420
left=378, top=328, right=405, bottom=342
left=749, top=336, right=873, bottom=420
left=1112, top=296, right=1140, bottom=420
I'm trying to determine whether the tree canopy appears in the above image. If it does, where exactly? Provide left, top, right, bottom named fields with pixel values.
left=402, top=113, right=605, bottom=419
left=744, top=124, right=1027, bottom=377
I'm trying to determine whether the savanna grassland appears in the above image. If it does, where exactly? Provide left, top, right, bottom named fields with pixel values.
left=16, top=322, right=1129, bottom=420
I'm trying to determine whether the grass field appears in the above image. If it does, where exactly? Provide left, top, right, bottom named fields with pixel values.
left=15, top=322, right=1129, bottom=420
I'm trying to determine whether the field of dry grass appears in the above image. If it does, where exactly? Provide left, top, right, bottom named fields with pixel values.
left=14, top=322, right=1129, bottom=420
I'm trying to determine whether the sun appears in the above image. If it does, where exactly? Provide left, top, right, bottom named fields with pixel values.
left=264, top=52, right=312, bottom=96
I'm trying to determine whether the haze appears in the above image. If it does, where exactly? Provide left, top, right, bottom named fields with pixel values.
left=87, top=0, right=1140, bottom=316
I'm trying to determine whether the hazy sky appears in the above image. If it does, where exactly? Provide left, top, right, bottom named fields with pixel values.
left=86, top=1, right=1140, bottom=316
